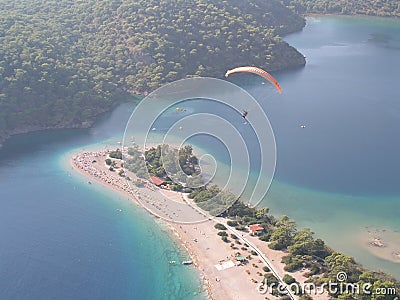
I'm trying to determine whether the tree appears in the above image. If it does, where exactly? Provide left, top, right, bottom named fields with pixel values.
left=109, top=149, right=122, bottom=159
left=336, top=293, right=355, bottom=300
left=221, top=236, right=229, bottom=243
left=288, top=228, right=331, bottom=258
left=299, top=295, right=313, bottom=300
left=0, top=0, right=309, bottom=145
left=256, top=207, right=270, bottom=220
left=269, top=216, right=297, bottom=250
left=283, top=274, right=296, bottom=285
left=371, top=280, right=397, bottom=300
left=214, top=223, right=227, bottom=230
left=325, top=252, right=361, bottom=283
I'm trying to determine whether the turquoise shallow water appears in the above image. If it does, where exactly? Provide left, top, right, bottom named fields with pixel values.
left=0, top=105, right=204, bottom=299
left=238, top=16, right=400, bottom=278
left=138, top=16, right=400, bottom=278
left=1, top=15, right=400, bottom=299
left=260, top=16, right=400, bottom=278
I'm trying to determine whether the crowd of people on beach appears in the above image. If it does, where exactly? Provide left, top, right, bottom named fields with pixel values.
left=72, top=151, right=135, bottom=194
left=71, top=150, right=299, bottom=300
left=71, top=151, right=185, bottom=221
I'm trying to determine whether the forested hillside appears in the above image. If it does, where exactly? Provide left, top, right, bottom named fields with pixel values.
left=282, top=0, right=400, bottom=17
left=0, top=0, right=306, bottom=143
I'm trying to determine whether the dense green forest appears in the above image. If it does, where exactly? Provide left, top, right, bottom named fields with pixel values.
left=0, top=0, right=306, bottom=143
left=1, top=0, right=398, bottom=144
left=110, top=142, right=400, bottom=298
left=282, top=0, right=400, bottom=17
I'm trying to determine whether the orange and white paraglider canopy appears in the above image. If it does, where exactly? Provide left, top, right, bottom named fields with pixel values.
left=225, top=66, right=282, bottom=93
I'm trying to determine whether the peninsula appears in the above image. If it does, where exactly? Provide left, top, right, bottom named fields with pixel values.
left=70, top=144, right=400, bottom=299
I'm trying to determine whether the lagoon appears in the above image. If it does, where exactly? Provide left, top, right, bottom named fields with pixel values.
left=0, top=16, right=399, bottom=299
left=0, top=105, right=204, bottom=299
left=256, top=16, right=400, bottom=278
left=142, top=16, right=400, bottom=278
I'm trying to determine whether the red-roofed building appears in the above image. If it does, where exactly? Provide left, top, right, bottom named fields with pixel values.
left=249, top=224, right=264, bottom=235
left=150, top=176, right=166, bottom=187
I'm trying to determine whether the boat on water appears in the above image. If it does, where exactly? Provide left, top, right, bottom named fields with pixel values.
left=169, top=260, right=176, bottom=264
left=182, top=260, right=193, bottom=265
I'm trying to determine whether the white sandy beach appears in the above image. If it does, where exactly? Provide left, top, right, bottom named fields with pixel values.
left=70, top=149, right=313, bottom=300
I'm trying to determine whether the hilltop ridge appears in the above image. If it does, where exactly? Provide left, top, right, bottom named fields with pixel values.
left=0, top=0, right=306, bottom=144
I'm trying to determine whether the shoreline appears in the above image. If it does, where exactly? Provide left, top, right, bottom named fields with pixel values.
left=304, top=13, right=400, bottom=20
left=67, top=147, right=400, bottom=298
left=68, top=150, right=213, bottom=297
left=69, top=149, right=314, bottom=299
left=360, top=227, right=400, bottom=264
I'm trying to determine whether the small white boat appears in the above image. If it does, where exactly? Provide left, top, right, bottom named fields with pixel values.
left=182, top=260, right=193, bottom=265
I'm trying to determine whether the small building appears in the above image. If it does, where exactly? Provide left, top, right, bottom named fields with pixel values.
left=249, top=224, right=264, bottom=235
left=149, top=176, right=166, bottom=187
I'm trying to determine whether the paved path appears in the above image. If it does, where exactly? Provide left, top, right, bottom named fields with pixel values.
left=216, top=217, right=296, bottom=300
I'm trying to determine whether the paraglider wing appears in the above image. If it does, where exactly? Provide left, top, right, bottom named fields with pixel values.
left=225, top=66, right=282, bottom=94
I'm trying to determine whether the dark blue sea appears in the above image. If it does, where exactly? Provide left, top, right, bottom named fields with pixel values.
left=0, top=105, right=204, bottom=299
left=1, top=16, right=400, bottom=299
